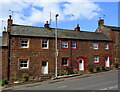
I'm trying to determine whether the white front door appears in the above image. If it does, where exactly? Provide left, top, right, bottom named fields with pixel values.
left=42, top=61, right=48, bottom=74
left=79, top=59, right=84, bottom=71
left=105, top=56, right=110, bottom=67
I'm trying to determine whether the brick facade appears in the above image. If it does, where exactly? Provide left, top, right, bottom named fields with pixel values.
left=7, top=36, right=113, bottom=81
left=1, top=16, right=119, bottom=82
left=96, top=20, right=120, bottom=64
left=1, top=47, right=8, bottom=80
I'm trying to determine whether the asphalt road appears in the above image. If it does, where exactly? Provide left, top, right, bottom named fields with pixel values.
left=10, top=70, right=119, bottom=91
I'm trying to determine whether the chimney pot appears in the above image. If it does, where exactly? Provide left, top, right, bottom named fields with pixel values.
left=98, top=19, right=104, bottom=26
left=75, top=24, right=80, bottom=31
left=44, top=21, right=49, bottom=28
left=9, top=15, right=12, bottom=19
left=7, top=15, right=13, bottom=33
left=46, top=21, right=48, bottom=24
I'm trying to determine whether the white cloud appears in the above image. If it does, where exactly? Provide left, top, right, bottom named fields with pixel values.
left=63, top=1, right=101, bottom=20
left=0, top=0, right=101, bottom=34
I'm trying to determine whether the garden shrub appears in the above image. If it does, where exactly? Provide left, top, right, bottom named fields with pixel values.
left=96, top=66, right=101, bottom=72
left=88, top=67, right=93, bottom=72
left=73, top=69, right=78, bottom=74
left=0, top=79, right=8, bottom=86
left=58, top=70, right=63, bottom=76
left=64, top=70, right=69, bottom=75
left=101, top=66, right=106, bottom=71
left=22, top=73, right=29, bottom=81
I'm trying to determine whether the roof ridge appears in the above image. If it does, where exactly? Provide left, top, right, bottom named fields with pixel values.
left=12, top=24, right=97, bottom=33
left=104, top=25, right=120, bottom=28
left=12, top=24, right=44, bottom=28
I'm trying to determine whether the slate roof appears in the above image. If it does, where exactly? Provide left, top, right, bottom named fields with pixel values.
left=0, top=36, right=8, bottom=47
left=104, top=25, right=120, bottom=31
left=10, top=24, right=111, bottom=41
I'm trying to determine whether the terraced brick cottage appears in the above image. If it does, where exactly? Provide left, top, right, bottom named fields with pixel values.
left=0, top=15, right=119, bottom=82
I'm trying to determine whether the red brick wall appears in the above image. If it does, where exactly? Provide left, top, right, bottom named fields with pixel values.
left=1, top=47, right=8, bottom=80
left=9, top=36, right=113, bottom=81
left=0, top=47, right=1, bottom=79
left=97, top=26, right=120, bottom=64
left=9, top=36, right=55, bottom=81
left=58, top=40, right=113, bottom=70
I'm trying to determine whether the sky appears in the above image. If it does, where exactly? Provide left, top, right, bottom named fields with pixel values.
left=0, top=0, right=119, bottom=36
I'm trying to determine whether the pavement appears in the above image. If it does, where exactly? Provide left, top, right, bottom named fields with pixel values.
left=1, top=69, right=119, bottom=91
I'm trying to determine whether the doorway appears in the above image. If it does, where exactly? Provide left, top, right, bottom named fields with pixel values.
left=42, top=61, right=48, bottom=74
left=105, top=56, right=110, bottom=67
left=79, top=59, right=84, bottom=71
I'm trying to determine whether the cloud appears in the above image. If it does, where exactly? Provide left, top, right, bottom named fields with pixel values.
left=0, top=0, right=101, bottom=34
left=63, top=0, right=101, bottom=20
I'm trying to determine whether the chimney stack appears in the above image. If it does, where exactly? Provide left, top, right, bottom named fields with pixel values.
left=7, top=15, right=13, bottom=33
left=98, top=19, right=104, bottom=26
left=74, top=24, right=80, bottom=31
left=44, top=21, right=49, bottom=28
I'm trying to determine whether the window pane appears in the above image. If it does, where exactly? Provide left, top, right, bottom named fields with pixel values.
left=105, top=43, right=109, bottom=49
left=93, top=43, right=98, bottom=49
left=71, top=41, right=76, bottom=48
left=20, top=40, right=28, bottom=48
left=24, top=64, right=27, bottom=67
left=20, top=64, right=23, bottom=67
left=42, top=40, right=48, bottom=48
left=20, top=59, right=28, bottom=68
left=62, top=41, right=68, bottom=48
left=94, top=56, right=99, bottom=63
left=62, top=58, right=68, bottom=65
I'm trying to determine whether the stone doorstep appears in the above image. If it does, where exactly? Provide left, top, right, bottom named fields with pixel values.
left=57, top=73, right=82, bottom=78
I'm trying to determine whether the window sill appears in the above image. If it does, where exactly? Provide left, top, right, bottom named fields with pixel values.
left=19, top=68, right=29, bottom=70
left=94, top=62, right=99, bottom=64
left=61, top=65, right=69, bottom=67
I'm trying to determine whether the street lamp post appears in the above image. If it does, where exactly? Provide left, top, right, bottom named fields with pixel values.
left=55, top=14, right=59, bottom=78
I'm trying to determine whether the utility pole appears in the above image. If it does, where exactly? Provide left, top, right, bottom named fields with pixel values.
left=55, top=14, right=59, bottom=78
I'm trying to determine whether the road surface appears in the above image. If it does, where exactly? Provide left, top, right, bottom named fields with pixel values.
left=7, top=70, right=119, bottom=91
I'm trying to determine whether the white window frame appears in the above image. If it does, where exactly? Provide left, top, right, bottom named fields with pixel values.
left=71, top=41, right=76, bottom=48
left=19, top=59, right=29, bottom=69
left=42, top=39, right=49, bottom=49
left=62, top=41, right=68, bottom=48
left=94, top=56, right=99, bottom=63
left=105, top=43, right=109, bottom=50
left=20, top=40, right=29, bottom=48
left=93, top=43, right=98, bottom=49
